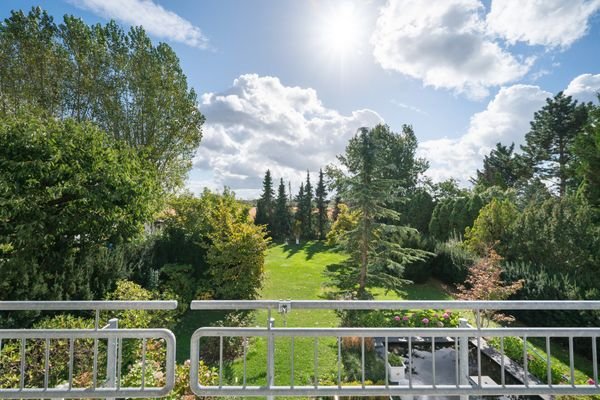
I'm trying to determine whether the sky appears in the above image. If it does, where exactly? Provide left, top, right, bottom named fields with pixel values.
left=3, top=0, right=600, bottom=198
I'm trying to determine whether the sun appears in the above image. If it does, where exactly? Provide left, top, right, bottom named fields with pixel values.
left=318, top=3, right=362, bottom=58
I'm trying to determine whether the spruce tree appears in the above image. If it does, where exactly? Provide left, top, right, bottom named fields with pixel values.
left=315, top=168, right=329, bottom=240
left=521, top=92, right=589, bottom=196
left=255, top=170, right=275, bottom=233
left=302, top=171, right=314, bottom=239
left=294, top=182, right=305, bottom=241
left=273, top=178, right=291, bottom=240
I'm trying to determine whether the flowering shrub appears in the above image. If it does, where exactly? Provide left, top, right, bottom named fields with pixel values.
left=384, top=309, right=460, bottom=328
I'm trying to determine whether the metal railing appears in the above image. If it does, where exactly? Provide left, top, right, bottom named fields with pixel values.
left=189, top=300, right=600, bottom=397
left=0, top=301, right=177, bottom=399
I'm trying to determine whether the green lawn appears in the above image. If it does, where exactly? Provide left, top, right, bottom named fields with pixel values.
left=222, top=241, right=451, bottom=388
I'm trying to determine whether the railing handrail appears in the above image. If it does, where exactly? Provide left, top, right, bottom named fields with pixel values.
left=0, top=300, right=178, bottom=311
left=190, top=299, right=600, bottom=310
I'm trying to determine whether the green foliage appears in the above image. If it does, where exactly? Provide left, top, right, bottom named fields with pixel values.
left=507, top=195, right=600, bottom=277
left=326, top=203, right=358, bottom=246
left=341, top=309, right=459, bottom=329
left=521, top=92, right=589, bottom=196
left=464, top=198, right=519, bottom=255
left=255, top=170, right=275, bottom=232
left=315, top=168, right=329, bottom=240
left=155, top=190, right=269, bottom=301
left=159, top=263, right=197, bottom=308
left=0, top=8, right=204, bottom=188
left=0, top=113, right=160, bottom=305
left=574, top=100, right=600, bottom=218
left=396, top=188, right=434, bottom=234
left=297, top=171, right=315, bottom=239
left=429, top=193, right=485, bottom=242
left=473, top=143, right=528, bottom=190
left=272, top=178, right=292, bottom=240
left=429, top=238, right=477, bottom=285
left=326, top=125, right=430, bottom=298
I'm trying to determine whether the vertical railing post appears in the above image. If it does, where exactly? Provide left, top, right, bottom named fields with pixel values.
left=459, top=318, right=469, bottom=400
left=267, top=316, right=275, bottom=400
left=106, top=318, right=118, bottom=400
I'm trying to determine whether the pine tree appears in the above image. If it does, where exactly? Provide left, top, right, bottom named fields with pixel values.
left=273, top=178, right=291, bottom=240
left=315, top=168, right=329, bottom=240
left=302, top=171, right=314, bottom=239
left=255, top=170, right=275, bottom=233
left=294, top=182, right=305, bottom=241
left=472, top=143, right=528, bottom=189
left=521, top=92, right=589, bottom=196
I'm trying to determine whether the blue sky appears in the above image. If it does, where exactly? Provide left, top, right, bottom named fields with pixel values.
left=3, top=0, right=600, bottom=198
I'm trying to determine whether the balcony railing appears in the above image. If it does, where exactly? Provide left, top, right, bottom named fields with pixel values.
left=189, top=300, right=600, bottom=398
left=0, top=301, right=176, bottom=399
left=1, top=300, right=599, bottom=398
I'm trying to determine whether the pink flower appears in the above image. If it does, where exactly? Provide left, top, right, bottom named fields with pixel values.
left=394, top=315, right=401, bottom=321
left=422, top=318, right=429, bottom=325
left=588, top=378, right=596, bottom=385
left=442, top=313, right=450, bottom=319
left=402, top=315, right=409, bottom=321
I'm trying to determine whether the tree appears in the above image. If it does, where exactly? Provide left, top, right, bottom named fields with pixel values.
left=457, top=248, right=524, bottom=326
left=428, top=194, right=484, bottom=241
left=574, top=100, right=600, bottom=218
left=332, top=196, right=342, bottom=221
left=302, top=171, right=314, bottom=239
left=155, top=190, right=269, bottom=300
left=315, top=168, right=329, bottom=240
left=272, top=179, right=291, bottom=240
left=255, top=170, right=275, bottom=233
left=464, top=198, right=519, bottom=256
left=326, top=125, right=429, bottom=298
left=0, top=113, right=160, bottom=302
left=472, top=143, right=528, bottom=189
left=521, top=92, right=589, bottom=196
left=294, top=182, right=305, bottom=241
left=0, top=8, right=204, bottom=189
left=326, top=203, right=357, bottom=246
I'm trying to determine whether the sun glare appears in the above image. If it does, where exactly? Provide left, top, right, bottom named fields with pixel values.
left=319, top=3, right=362, bottom=58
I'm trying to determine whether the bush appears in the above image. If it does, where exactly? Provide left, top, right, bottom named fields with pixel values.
left=429, top=238, right=476, bottom=285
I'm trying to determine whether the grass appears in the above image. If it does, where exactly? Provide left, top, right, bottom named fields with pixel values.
left=222, top=241, right=451, bottom=388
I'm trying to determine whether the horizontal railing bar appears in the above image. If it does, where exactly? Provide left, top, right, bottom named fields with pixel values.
left=191, top=384, right=600, bottom=397
left=190, top=300, right=600, bottom=311
left=0, top=328, right=175, bottom=340
left=0, top=300, right=177, bottom=311
left=192, top=326, right=600, bottom=338
left=0, top=387, right=172, bottom=399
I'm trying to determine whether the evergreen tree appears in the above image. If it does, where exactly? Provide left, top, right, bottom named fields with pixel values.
left=273, top=179, right=291, bottom=240
left=315, top=169, right=329, bottom=240
left=301, top=171, right=314, bottom=239
left=255, top=170, right=275, bottom=233
left=326, top=125, right=430, bottom=298
left=521, top=92, right=589, bottom=196
left=473, top=143, right=528, bottom=189
left=294, top=182, right=305, bottom=240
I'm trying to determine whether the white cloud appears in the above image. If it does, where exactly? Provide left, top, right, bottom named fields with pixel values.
left=487, top=0, right=600, bottom=48
left=419, top=84, right=551, bottom=183
left=564, top=73, right=600, bottom=103
left=70, top=0, right=209, bottom=49
left=371, top=0, right=533, bottom=99
left=192, top=74, right=383, bottom=197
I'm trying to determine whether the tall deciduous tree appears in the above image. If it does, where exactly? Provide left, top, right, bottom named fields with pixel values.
left=0, top=8, right=204, bottom=189
left=315, top=169, right=329, bottom=240
left=326, top=125, right=429, bottom=298
left=521, top=92, right=589, bottom=196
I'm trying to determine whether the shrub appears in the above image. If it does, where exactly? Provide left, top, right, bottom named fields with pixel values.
left=429, top=237, right=476, bottom=285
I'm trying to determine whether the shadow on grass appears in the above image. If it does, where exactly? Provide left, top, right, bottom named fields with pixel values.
left=280, top=240, right=333, bottom=260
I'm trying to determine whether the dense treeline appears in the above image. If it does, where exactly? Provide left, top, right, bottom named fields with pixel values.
left=0, top=8, right=267, bottom=327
